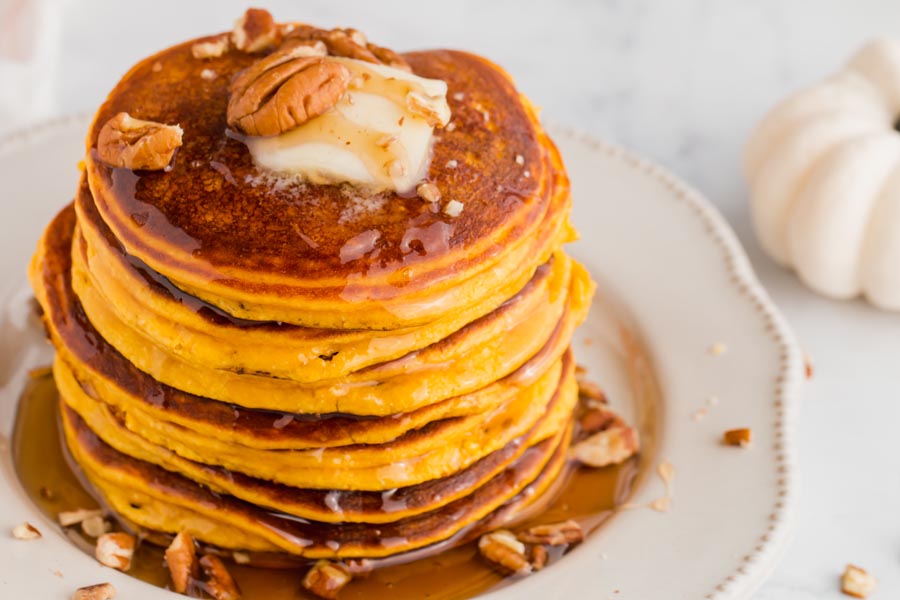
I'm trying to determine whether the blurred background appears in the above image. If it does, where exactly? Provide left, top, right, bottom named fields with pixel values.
left=3, top=1, right=900, bottom=597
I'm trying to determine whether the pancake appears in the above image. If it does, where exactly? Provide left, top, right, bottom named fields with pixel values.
left=57, top=354, right=571, bottom=523
left=32, top=204, right=592, bottom=416
left=74, top=180, right=567, bottom=382
left=56, top=352, right=576, bottom=489
left=83, top=42, right=572, bottom=328
left=63, top=402, right=572, bottom=558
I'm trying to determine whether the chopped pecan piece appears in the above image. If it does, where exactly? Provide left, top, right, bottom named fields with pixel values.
left=95, top=533, right=135, bottom=571
left=232, top=8, right=280, bottom=53
left=416, top=182, right=441, bottom=203
left=58, top=508, right=104, bottom=527
left=165, top=532, right=198, bottom=594
left=528, top=544, right=548, bottom=571
left=72, top=583, right=116, bottom=600
left=571, top=419, right=639, bottom=468
left=478, top=530, right=532, bottom=576
left=227, top=46, right=350, bottom=136
left=96, top=113, right=183, bottom=171
left=517, top=520, right=584, bottom=546
left=723, top=428, right=752, bottom=447
left=81, top=515, right=109, bottom=538
left=12, top=522, right=41, bottom=540
left=842, top=564, right=877, bottom=598
left=192, top=36, right=229, bottom=59
left=302, top=560, right=352, bottom=600
left=199, top=554, right=241, bottom=600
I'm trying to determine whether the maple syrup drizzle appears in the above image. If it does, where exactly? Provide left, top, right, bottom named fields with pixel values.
left=13, top=373, right=642, bottom=599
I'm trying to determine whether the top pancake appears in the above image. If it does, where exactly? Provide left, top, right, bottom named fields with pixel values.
left=84, top=33, right=570, bottom=328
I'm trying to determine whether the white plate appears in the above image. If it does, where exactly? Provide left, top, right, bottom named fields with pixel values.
left=0, top=117, right=803, bottom=599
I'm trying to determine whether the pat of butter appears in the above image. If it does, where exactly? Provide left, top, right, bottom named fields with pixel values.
left=245, top=58, right=450, bottom=194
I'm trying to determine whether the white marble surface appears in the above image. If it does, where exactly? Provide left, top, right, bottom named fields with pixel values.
left=4, top=0, right=900, bottom=597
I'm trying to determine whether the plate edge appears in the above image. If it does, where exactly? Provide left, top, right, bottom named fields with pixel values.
left=548, top=124, right=803, bottom=600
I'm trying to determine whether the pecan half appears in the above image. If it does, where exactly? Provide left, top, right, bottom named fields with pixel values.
left=232, top=8, right=280, bottom=53
left=165, top=532, right=198, bottom=594
left=72, top=583, right=116, bottom=600
left=478, top=530, right=532, bottom=576
left=227, top=47, right=350, bottom=136
left=199, top=554, right=240, bottom=600
left=96, top=113, right=183, bottom=171
left=302, top=560, right=352, bottom=600
left=95, top=533, right=135, bottom=571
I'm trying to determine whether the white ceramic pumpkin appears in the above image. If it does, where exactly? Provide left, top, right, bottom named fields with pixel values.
left=745, top=39, right=900, bottom=310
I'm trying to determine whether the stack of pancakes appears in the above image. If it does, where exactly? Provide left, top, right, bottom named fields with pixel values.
left=29, top=28, right=594, bottom=562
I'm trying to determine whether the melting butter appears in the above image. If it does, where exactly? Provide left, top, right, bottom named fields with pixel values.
left=245, top=58, right=450, bottom=194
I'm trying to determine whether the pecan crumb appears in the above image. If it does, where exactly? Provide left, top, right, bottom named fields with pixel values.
left=95, top=533, right=135, bottom=571
left=232, top=8, right=280, bottom=53
left=72, top=583, right=116, bottom=600
left=478, top=530, right=532, bottom=576
left=842, top=564, right=877, bottom=598
left=443, top=200, right=464, bottom=217
left=804, top=353, right=815, bottom=380
left=12, top=522, right=41, bottom=540
left=192, top=37, right=229, bottom=59
left=723, top=428, right=752, bottom=447
left=302, top=560, right=352, bottom=600
left=96, top=112, right=183, bottom=171
left=165, top=532, right=198, bottom=594
left=518, top=520, right=583, bottom=546
left=416, top=182, right=441, bottom=204
left=200, top=554, right=241, bottom=600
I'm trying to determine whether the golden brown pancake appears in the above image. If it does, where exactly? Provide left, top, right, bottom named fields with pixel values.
left=83, top=41, right=572, bottom=328
left=63, top=402, right=572, bottom=558
left=57, top=354, right=571, bottom=523
left=56, top=351, right=576, bottom=490
left=74, top=180, right=567, bottom=382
